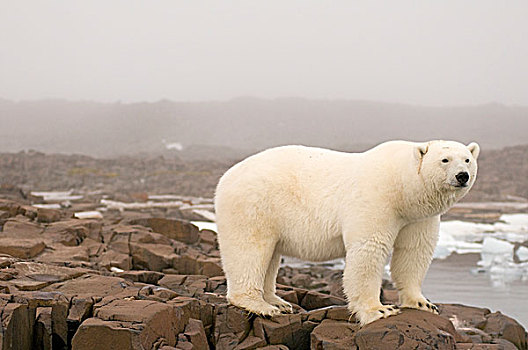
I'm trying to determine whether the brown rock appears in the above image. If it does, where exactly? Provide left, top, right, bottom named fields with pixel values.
left=325, top=305, right=350, bottom=321
left=311, top=319, right=359, bottom=350
left=0, top=199, right=22, bottom=217
left=13, top=261, right=87, bottom=281
left=0, top=238, right=45, bottom=258
left=454, top=344, right=502, bottom=349
left=206, top=276, right=226, bottom=293
left=37, top=207, right=61, bottom=223
left=20, top=205, right=38, bottom=220
left=276, top=289, right=299, bottom=306
left=43, top=220, right=92, bottom=246
left=130, top=242, right=176, bottom=271
left=197, top=257, right=223, bottom=277
left=159, top=274, right=207, bottom=297
left=36, top=244, right=91, bottom=265
left=68, top=297, right=93, bottom=324
left=42, top=274, right=133, bottom=299
left=0, top=301, right=36, bottom=350
left=12, top=290, right=69, bottom=308
left=34, top=307, right=53, bottom=350
left=169, top=296, right=214, bottom=334
left=9, top=290, right=69, bottom=347
left=255, top=313, right=311, bottom=349
left=214, top=304, right=251, bottom=349
left=483, top=312, right=528, bottom=350
left=117, top=270, right=164, bottom=284
left=137, top=285, right=179, bottom=302
left=199, top=229, right=218, bottom=248
left=0, top=254, right=17, bottom=268
left=10, top=279, right=51, bottom=291
left=440, top=303, right=491, bottom=329
left=72, top=318, right=141, bottom=350
left=51, top=298, right=69, bottom=348
left=129, top=218, right=201, bottom=244
left=2, top=218, right=43, bottom=236
left=291, top=273, right=312, bottom=288
left=183, top=319, right=209, bottom=350
left=99, top=250, right=131, bottom=270
left=89, top=299, right=180, bottom=348
left=300, top=291, right=346, bottom=311
left=355, top=309, right=459, bottom=350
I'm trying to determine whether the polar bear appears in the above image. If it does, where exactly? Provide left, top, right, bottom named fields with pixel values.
left=214, top=140, right=479, bottom=325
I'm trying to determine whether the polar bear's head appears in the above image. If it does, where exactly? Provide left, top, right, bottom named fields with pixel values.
left=415, top=140, right=480, bottom=195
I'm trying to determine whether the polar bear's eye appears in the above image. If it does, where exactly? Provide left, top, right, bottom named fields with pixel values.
left=441, top=158, right=449, bottom=163
left=465, top=159, right=470, bottom=163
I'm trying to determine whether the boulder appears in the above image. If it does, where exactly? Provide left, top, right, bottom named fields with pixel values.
left=0, top=238, right=45, bottom=258
left=354, top=309, right=460, bottom=350
left=214, top=304, right=251, bottom=349
left=2, top=218, right=43, bottom=236
left=73, top=299, right=182, bottom=349
left=37, top=208, right=61, bottom=223
left=116, top=270, right=164, bottom=284
left=483, top=312, right=528, bottom=350
left=0, top=301, right=36, bottom=350
left=130, top=242, right=176, bottom=271
left=311, top=319, right=359, bottom=350
left=42, top=274, right=134, bottom=299
left=72, top=318, right=143, bottom=350
left=182, top=319, right=209, bottom=350
left=129, top=218, right=201, bottom=244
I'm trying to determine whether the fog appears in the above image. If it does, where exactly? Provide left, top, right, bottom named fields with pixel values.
left=1, top=1, right=527, bottom=106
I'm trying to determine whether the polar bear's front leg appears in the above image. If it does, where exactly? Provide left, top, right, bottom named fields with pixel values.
left=391, top=216, right=440, bottom=314
left=343, top=237, right=400, bottom=326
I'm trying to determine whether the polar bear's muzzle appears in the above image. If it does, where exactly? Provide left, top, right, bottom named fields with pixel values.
left=454, top=171, right=470, bottom=187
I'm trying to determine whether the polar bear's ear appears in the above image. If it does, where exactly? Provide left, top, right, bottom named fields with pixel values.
left=467, top=142, right=480, bottom=160
left=414, top=143, right=428, bottom=160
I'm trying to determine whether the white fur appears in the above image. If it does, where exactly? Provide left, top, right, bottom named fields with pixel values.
left=214, top=140, right=479, bottom=325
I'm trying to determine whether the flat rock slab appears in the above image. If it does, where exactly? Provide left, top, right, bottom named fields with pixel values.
left=42, top=274, right=133, bottom=298
left=0, top=238, right=45, bottom=258
left=129, top=218, right=201, bottom=244
left=355, top=309, right=460, bottom=350
left=74, top=299, right=181, bottom=349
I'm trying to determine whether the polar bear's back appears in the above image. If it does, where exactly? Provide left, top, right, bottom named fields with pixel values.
left=215, top=145, right=356, bottom=260
left=216, top=145, right=353, bottom=206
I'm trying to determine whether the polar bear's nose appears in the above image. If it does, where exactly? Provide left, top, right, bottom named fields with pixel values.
left=455, top=171, right=469, bottom=185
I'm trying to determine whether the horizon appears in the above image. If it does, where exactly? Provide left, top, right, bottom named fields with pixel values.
left=2, top=95, right=528, bottom=109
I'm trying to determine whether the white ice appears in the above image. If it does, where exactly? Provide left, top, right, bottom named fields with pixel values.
left=31, top=191, right=83, bottom=202
left=161, top=140, right=184, bottom=151
left=74, top=211, right=103, bottom=219
left=191, top=221, right=218, bottom=232
left=32, top=203, right=61, bottom=209
left=516, top=246, right=528, bottom=262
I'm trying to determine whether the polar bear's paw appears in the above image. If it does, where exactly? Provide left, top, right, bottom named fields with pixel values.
left=229, top=295, right=281, bottom=317
left=355, top=304, right=401, bottom=326
left=401, top=297, right=439, bottom=314
left=264, top=294, right=293, bottom=313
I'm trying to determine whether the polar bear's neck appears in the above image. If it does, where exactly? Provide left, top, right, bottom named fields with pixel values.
left=397, top=175, right=461, bottom=222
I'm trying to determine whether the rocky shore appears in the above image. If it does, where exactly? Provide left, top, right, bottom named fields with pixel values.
left=0, top=197, right=527, bottom=349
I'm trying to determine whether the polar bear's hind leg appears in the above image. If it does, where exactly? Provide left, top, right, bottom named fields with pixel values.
left=220, top=227, right=281, bottom=317
left=263, top=249, right=293, bottom=313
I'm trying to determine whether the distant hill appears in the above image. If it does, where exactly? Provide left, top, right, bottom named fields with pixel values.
left=0, top=97, right=527, bottom=157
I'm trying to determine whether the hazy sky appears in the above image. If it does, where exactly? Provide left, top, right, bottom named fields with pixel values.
left=1, top=1, right=527, bottom=106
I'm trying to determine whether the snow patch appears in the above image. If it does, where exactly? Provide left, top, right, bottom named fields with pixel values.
left=31, top=191, right=83, bottom=202
left=74, top=211, right=103, bottom=219
left=191, top=221, right=218, bottom=232
left=162, top=140, right=184, bottom=151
